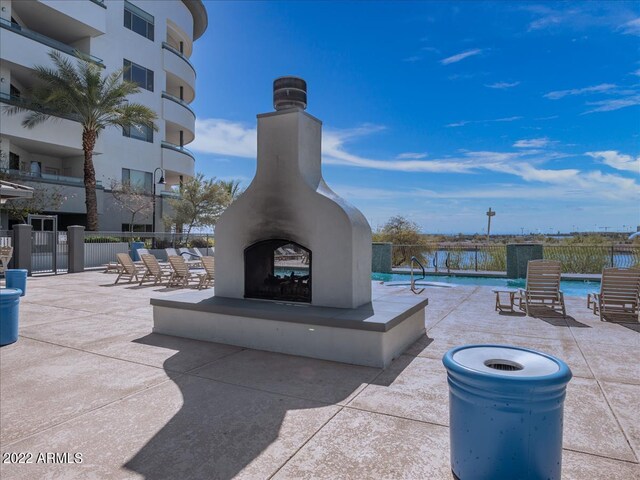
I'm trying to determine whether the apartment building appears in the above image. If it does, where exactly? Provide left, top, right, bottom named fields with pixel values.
left=0, top=0, right=207, bottom=231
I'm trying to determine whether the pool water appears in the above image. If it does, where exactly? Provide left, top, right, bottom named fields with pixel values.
left=371, top=273, right=599, bottom=298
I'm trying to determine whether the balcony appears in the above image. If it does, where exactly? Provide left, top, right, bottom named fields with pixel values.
left=0, top=92, right=103, bottom=153
left=0, top=17, right=104, bottom=68
left=161, top=141, right=195, bottom=178
left=162, top=42, right=195, bottom=94
left=0, top=168, right=102, bottom=188
left=0, top=168, right=104, bottom=214
left=36, top=0, right=107, bottom=35
left=162, top=92, right=195, bottom=144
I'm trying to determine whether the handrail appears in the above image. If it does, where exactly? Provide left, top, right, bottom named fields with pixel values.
left=161, top=141, right=195, bottom=160
left=88, top=0, right=107, bottom=8
left=410, top=256, right=426, bottom=294
left=161, top=91, right=195, bottom=116
left=162, top=42, right=196, bottom=76
left=0, top=92, right=82, bottom=123
left=0, top=18, right=104, bottom=66
left=0, top=168, right=102, bottom=187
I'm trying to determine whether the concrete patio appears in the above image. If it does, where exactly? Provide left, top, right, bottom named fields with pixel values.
left=0, top=271, right=638, bottom=479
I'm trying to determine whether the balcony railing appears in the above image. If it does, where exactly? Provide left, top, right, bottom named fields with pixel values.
left=162, top=41, right=196, bottom=75
left=0, top=17, right=104, bottom=66
left=88, top=0, right=107, bottom=7
left=0, top=168, right=102, bottom=188
left=162, top=91, right=195, bottom=116
left=0, top=92, right=81, bottom=123
left=161, top=141, right=195, bottom=160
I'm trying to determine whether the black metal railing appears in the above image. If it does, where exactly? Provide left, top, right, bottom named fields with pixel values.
left=390, top=244, right=640, bottom=274
left=0, top=168, right=102, bottom=188
left=162, top=42, right=196, bottom=75
left=0, top=17, right=104, bottom=66
left=161, top=91, right=195, bottom=116
left=161, top=141, right=195, bottom=160
left=0, top=92, right=83, bottom=123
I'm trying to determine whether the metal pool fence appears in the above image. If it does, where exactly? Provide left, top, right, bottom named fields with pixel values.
left=391, top=244, right=640, bottom=274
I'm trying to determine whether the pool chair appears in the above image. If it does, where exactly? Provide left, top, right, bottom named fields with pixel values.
left=179, top=247, right=202, bottom=259
left=198, top=255, right=215, bottom=289
left=167, top=256, right=206, bottom=288
left=139, top=254, right=172, bottom=286
left=165, top=247, right=179, bottom=258
left=518, top=260, right=566, bottom=317
left=587, top=268, right=640, bottom=322
left=115, top=253, right=145, bottom=284
left=0, top=246, right=13, bottom=275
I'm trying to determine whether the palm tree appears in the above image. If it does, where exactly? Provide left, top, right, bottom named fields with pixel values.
left=219, top=179, right=244, bottom=201
left=5, top=51, right=157, bottom=230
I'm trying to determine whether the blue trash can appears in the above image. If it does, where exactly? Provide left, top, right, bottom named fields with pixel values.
left=130, top=241, right=145, bottom=261
left=5, top=269, right=28, bottom=297
left=443, top=345, right=572, bottom=480
left=0, top=288, right=22, bottom=346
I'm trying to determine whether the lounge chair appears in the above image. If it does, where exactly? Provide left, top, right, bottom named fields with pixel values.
left=198, top=255, right=215, bottom=289
left=115, top=253, right=144, bottom=284
left=139, top=254, right=172, bottom=286
left=587, top=268, right=640, bottom=322
left=179, top=247, right=202, bottom=259
left=136, top=247, right=151, bottom=257
left=167, top=255, right=206, bottom=287
left=518, top=260, right=566, bottom=317
left=0, top=246, right=13, bottom=274
left=165, top=247, right=179, bottom=258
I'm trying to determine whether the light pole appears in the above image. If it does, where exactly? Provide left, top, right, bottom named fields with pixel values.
left=152, top=168, right=165, bottom=244
left=486, top=207, right=495, bottom=241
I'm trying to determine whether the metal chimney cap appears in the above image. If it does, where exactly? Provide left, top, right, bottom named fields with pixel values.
left=273, top=76, right=307, bottom=111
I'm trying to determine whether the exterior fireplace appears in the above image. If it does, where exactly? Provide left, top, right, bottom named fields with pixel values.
left=214, top=77, right=372, bottom=309
left=244, top=239, right=311, bottom=303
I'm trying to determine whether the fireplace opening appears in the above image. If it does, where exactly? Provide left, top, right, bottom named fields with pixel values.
left=244, top=239, right=311, bottom=303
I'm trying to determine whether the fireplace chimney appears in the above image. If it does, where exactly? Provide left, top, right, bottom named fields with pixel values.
left=215, top=77, right=372, bottom=309
left=273, top=76, right=307, bottom=111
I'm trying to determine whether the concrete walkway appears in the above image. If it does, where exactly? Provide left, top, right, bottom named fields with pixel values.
left=0, top=271, right=638, bottom=479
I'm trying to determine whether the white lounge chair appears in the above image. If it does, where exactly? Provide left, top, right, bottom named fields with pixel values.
left=518, top=260, right=566, bottom=317
left=588, top=268, right=640, bottom=322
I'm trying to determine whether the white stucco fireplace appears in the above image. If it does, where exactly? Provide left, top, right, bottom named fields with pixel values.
left=151, top=77, right=428, bottom=368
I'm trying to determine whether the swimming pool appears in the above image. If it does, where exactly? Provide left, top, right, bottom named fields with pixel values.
left=273, top=268, right=599, bottom=297
left=371, top=272, right=599, bottom=298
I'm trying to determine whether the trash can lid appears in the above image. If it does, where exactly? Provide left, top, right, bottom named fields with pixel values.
left=451, top=345, right=560, bottom=377
left=0, top=288, right=22, bottom=298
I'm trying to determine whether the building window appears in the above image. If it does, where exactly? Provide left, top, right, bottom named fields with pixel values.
left=122, top=168, right=153, bottom=193
left=124, top=1, right=154, bottom=41
left=122, top=123, right=153, bottom=143
left=122, top=223, right=152, bottom=233
left=9, top=152, right=20, bottom=170
left=123, top=59, right=154, bottom=92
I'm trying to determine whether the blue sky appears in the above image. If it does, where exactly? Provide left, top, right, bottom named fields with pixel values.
left=189, top=1, right=640, bottom=234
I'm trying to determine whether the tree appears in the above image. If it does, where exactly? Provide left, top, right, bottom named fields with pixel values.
left=373, top=215, right=429, bottom=266
left=0, top=174, right=65, bottom=223
left=218, top=179, right=244, bottom=200
left=164, top=173, right=231, bottom=238
left=109, top=180, right=154, bottom=232
left=5, top=51, right=158, bottom=231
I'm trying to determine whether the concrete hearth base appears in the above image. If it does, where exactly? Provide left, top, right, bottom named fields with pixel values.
left=151, top=287, right=428, bottom=368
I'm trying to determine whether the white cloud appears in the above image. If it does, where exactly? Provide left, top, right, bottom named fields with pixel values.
left=620, top=18, right=640, bottom=36
left=544, top=83, right=617, bottom=100
left=446, top=116, right=522, bottom=127
left=587, top=151, right=640, bottom=173
left=191, top=118, right=257, bottom=157
left=402, top=55, right=421, bottom=63
left=396, top=152, right=428, bottom=159
left=583, top=95, right=640, bottom=113
left=513, top=138, right=551, bottom=148
left=485, top=81, right=520, bottom=89
left=189, top=117, right=639, bottom=202
left=440, top=48, right=482, bottom=65
left=633, top=69, right=640, bottom=77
